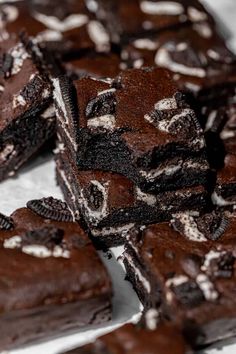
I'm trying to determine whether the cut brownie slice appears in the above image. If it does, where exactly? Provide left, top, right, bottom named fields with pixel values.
left=55, top=148, right=208, bottom=248
left=62, top=320, right=189, bottom=354
left=212, top=154, right=236, bottom=209
left=0, top=1, right=110, bottom=58
left=90, top=0, right=215, bottom=44
left=53, top=67, right=208, bottom=194
left=0, top=198, right=112, bottom=350
left=123, top=210, right=236, bottom=347
left=0, top=34, right=55, bottom=181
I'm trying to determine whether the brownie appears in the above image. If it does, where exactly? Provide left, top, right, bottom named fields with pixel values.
left=53, top=67, right=209, bottom=194
left=55, top=148, right=208, bottom=248
left=0, top=34, right=55, bottom=181
left=0, top=1, right=110, bottom=58
left=64, top=52, right=124, bottom=80
left=0, top=197, right=112, bottom=350
left=212, top=154, right=236, bottom=209
left=91, top=0, right=215, bottom=44
left=123, top=210, right=236, bottom=347
left=61, top=321, right=188, bottom=354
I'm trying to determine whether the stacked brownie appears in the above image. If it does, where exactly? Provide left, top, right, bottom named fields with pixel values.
left=0, top=197, right=112, bottom=350
left=54, top=67, right=210, bottom=247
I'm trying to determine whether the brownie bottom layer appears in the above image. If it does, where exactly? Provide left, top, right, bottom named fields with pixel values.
left=0, top=111, right=55, bottom=181
left=0, top=295, right=111, bottom=351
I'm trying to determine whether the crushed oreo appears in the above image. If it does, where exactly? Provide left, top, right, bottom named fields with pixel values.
left=59, top=76, right=78, bottom=123
left=22, top=226, right=64, bottom=247
left=196, top=211, right=230, bottom=241
left=0, top=212, right=14, bottom=230
left=172, top=280, right=205, bottom=308
left=86, top=91, right=117, bottom=119
left=181, top=254, right=202, bottom=278
left=0, top=53, right=13, bottom=79
left=27, top=197, right=73, bottom=222
left=85, top=184, right=104, bottom=210
left=208, top=252, right=235, bottom=279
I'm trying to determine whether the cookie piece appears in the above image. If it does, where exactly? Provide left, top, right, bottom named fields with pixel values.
left=53, top=67, right=209, bottom=194
left=27, top=197, right=73, bottom=222
left=123, top=216, right=236, bottom=347
left=0, top=34, right=55, bottom=181
left=55, top=147, right=208, bottom=247
left=0, top=203, right=112, bottom=350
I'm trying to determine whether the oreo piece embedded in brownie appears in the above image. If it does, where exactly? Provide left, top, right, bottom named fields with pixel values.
left=123, top=212, right=236, bottom=347
left=92, top=0, right=215, bottom=44
left=212, top=154, right=236, bottom=209
left=53, top=67, right=208, bottom=194
left=0, top=34, right=55, bottom=181
left=55, top=148, right=208, bottom=248
left=0, top=1, right=110, bottom=57
left=62, top=321, right=188, bottom=354
left=0, top=199, right=112, bottom=350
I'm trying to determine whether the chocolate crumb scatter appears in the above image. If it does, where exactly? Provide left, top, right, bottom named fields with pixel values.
left=22, top=227, right=64, bottom=247
left=27, top=197, right=73, bottom=222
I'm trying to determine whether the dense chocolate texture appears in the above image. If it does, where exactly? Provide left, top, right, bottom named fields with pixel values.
left=53, top=67, right=209, bottom=194
left=0, top=35, right=55, bottom=181
left=123, top=211, right=236, bottom=347
left=0, top=1, right=110, bottom=57
left=92, top=0, right=215, bottom=44
left=0, top=200, right=112, bottom=350
left=62, top=322, right=188, bottom=354
left=55, top=148, right=208, bottom=247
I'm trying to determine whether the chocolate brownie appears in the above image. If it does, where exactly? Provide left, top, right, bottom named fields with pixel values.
left=212, top=154, right=236, bottom=209
left=55, top=148, right=208, bottom=248
left=0, top=198, right=112, bottom=350
left=61, top=320, right=188, bottom=354
left=123, top=210, right=236, bottom=347
left=91, top=0, right=215, bottom=44
left=0, top=1, right=110, bottom=58
left=0, top=34, right=55, bottom=181
left=53, top=67, right=209, bottom=194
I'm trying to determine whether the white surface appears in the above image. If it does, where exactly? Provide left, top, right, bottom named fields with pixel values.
left=0, top=0, right=235, bottom=353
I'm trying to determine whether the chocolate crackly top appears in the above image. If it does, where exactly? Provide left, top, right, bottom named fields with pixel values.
left=0, top=200, right=112, bottom=312
left=69, top=67, right=204, bottom=156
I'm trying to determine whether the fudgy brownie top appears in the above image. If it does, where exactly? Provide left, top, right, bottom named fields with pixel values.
left=0, top=34, right=51, bottom=131
left=63, top=322, right=187, bottom=354
left=94, top=0, right=215, bottom=43
left=0, top=198, right=112, bottom=312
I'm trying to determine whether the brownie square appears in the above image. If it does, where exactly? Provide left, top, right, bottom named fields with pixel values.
left=123, top=210, right=236, bottom=347
left=62, top=321, right=188, bottom=354
left=92, top=0, right=215, bottom=44
left=0, top=1, right=110, bottom=58
left=0, top=34, right=55, bottom=181
left=53, top=67, right=208, bottom=194
left=0, top=197, right=112, bottom=350
left=55, top=148, right=208, bottom=248
left=212, top=154, right=236, bottom=209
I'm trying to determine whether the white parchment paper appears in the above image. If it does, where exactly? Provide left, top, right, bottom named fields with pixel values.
left=0, top=1, right=235, bottom=353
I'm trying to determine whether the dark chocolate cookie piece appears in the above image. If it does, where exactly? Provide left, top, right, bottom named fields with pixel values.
left=0, top=53, right=13, bottom=79
left=196, top=211, right=230, bottom=241
left=58, top=76, right=78, bottom=123
left=86, top=90, right=117, bottom=119
left=0, top=212, right=14, bottom=230
left=22, top=226, right=64, bottom=247
left=27, top=197, right=73, bottom=222
left=170, top=279, right=205, bottom=308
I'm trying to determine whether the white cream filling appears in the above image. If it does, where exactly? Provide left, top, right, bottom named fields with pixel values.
left=135, top=187, right=157, bottom=206
left=193, top=22, right=212, bottom=39
left=133, top=38, right=158, bottom=51
left=33, top=12, right=88, bottom=32
left=140, top=1, right=184, bottom=15
left=171, top=212, right=207, bottom=242
left=87, top=115, right=116, bottom=131
left=36, top=29, right=63, bottom=42
left=97, top=88, right=116, bottom=96
left=41, top=105, right=55, bottom=119
left=155, top=47, right=206, bottom=77
left=140, top=163, right=181, bottom=182
left=187, top=7, right=208, bottom=22
left=0, top=144, right=15, bottom=162
left=87, top=20, right=110, bottom=52
left=92, top=223, right=135, bottom=237
left=124, top=253, right=151, bottom=293
left=154, top=97, right=178, bottom=110
left=3, top=236, right=22, bottom=249
left=144, top=309, right=160, bottom=330
left=133, top=58, right=144, bottom=68
left=1, top=5, right=19, bottom=23
left=205, top=110, right=217, bottom=131
left=201, top=250, right=225, bottom=272
left=86, top=0, right=98, bottom=12
left=196, top=274, right=218, bottom=301
left=212, top=192, right=235, bottom=206
left=57, top=167, right=76, bottom=204
left=9, top=43, right=30, bottom=76
left=13, top=94, right=27, bottom=108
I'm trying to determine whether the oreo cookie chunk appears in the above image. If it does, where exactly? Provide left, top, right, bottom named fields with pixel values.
left=0, top=1, right=110, bottom=58
left=62, top=321, right=188, bottom=354
left=53, top=67, right=209, bottom=194
left=55, top=148, right=208, bottom=248
left=0, top=202, right=112, bottom=351
left=212, top=154, right=236, bottom=209
left=91, top=0, right=215, bottom=44
left=0, top=35, right=55, bottom=182
left=123, top=221, right=236, bottom=347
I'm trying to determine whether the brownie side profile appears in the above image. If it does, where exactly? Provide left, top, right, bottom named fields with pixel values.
left=0, top=198, right=112, bottom=350
left=123, top=210, right=236, bottom=347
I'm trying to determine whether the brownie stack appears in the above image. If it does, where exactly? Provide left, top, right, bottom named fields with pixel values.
left=54, top=66, right=210, bottom=247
